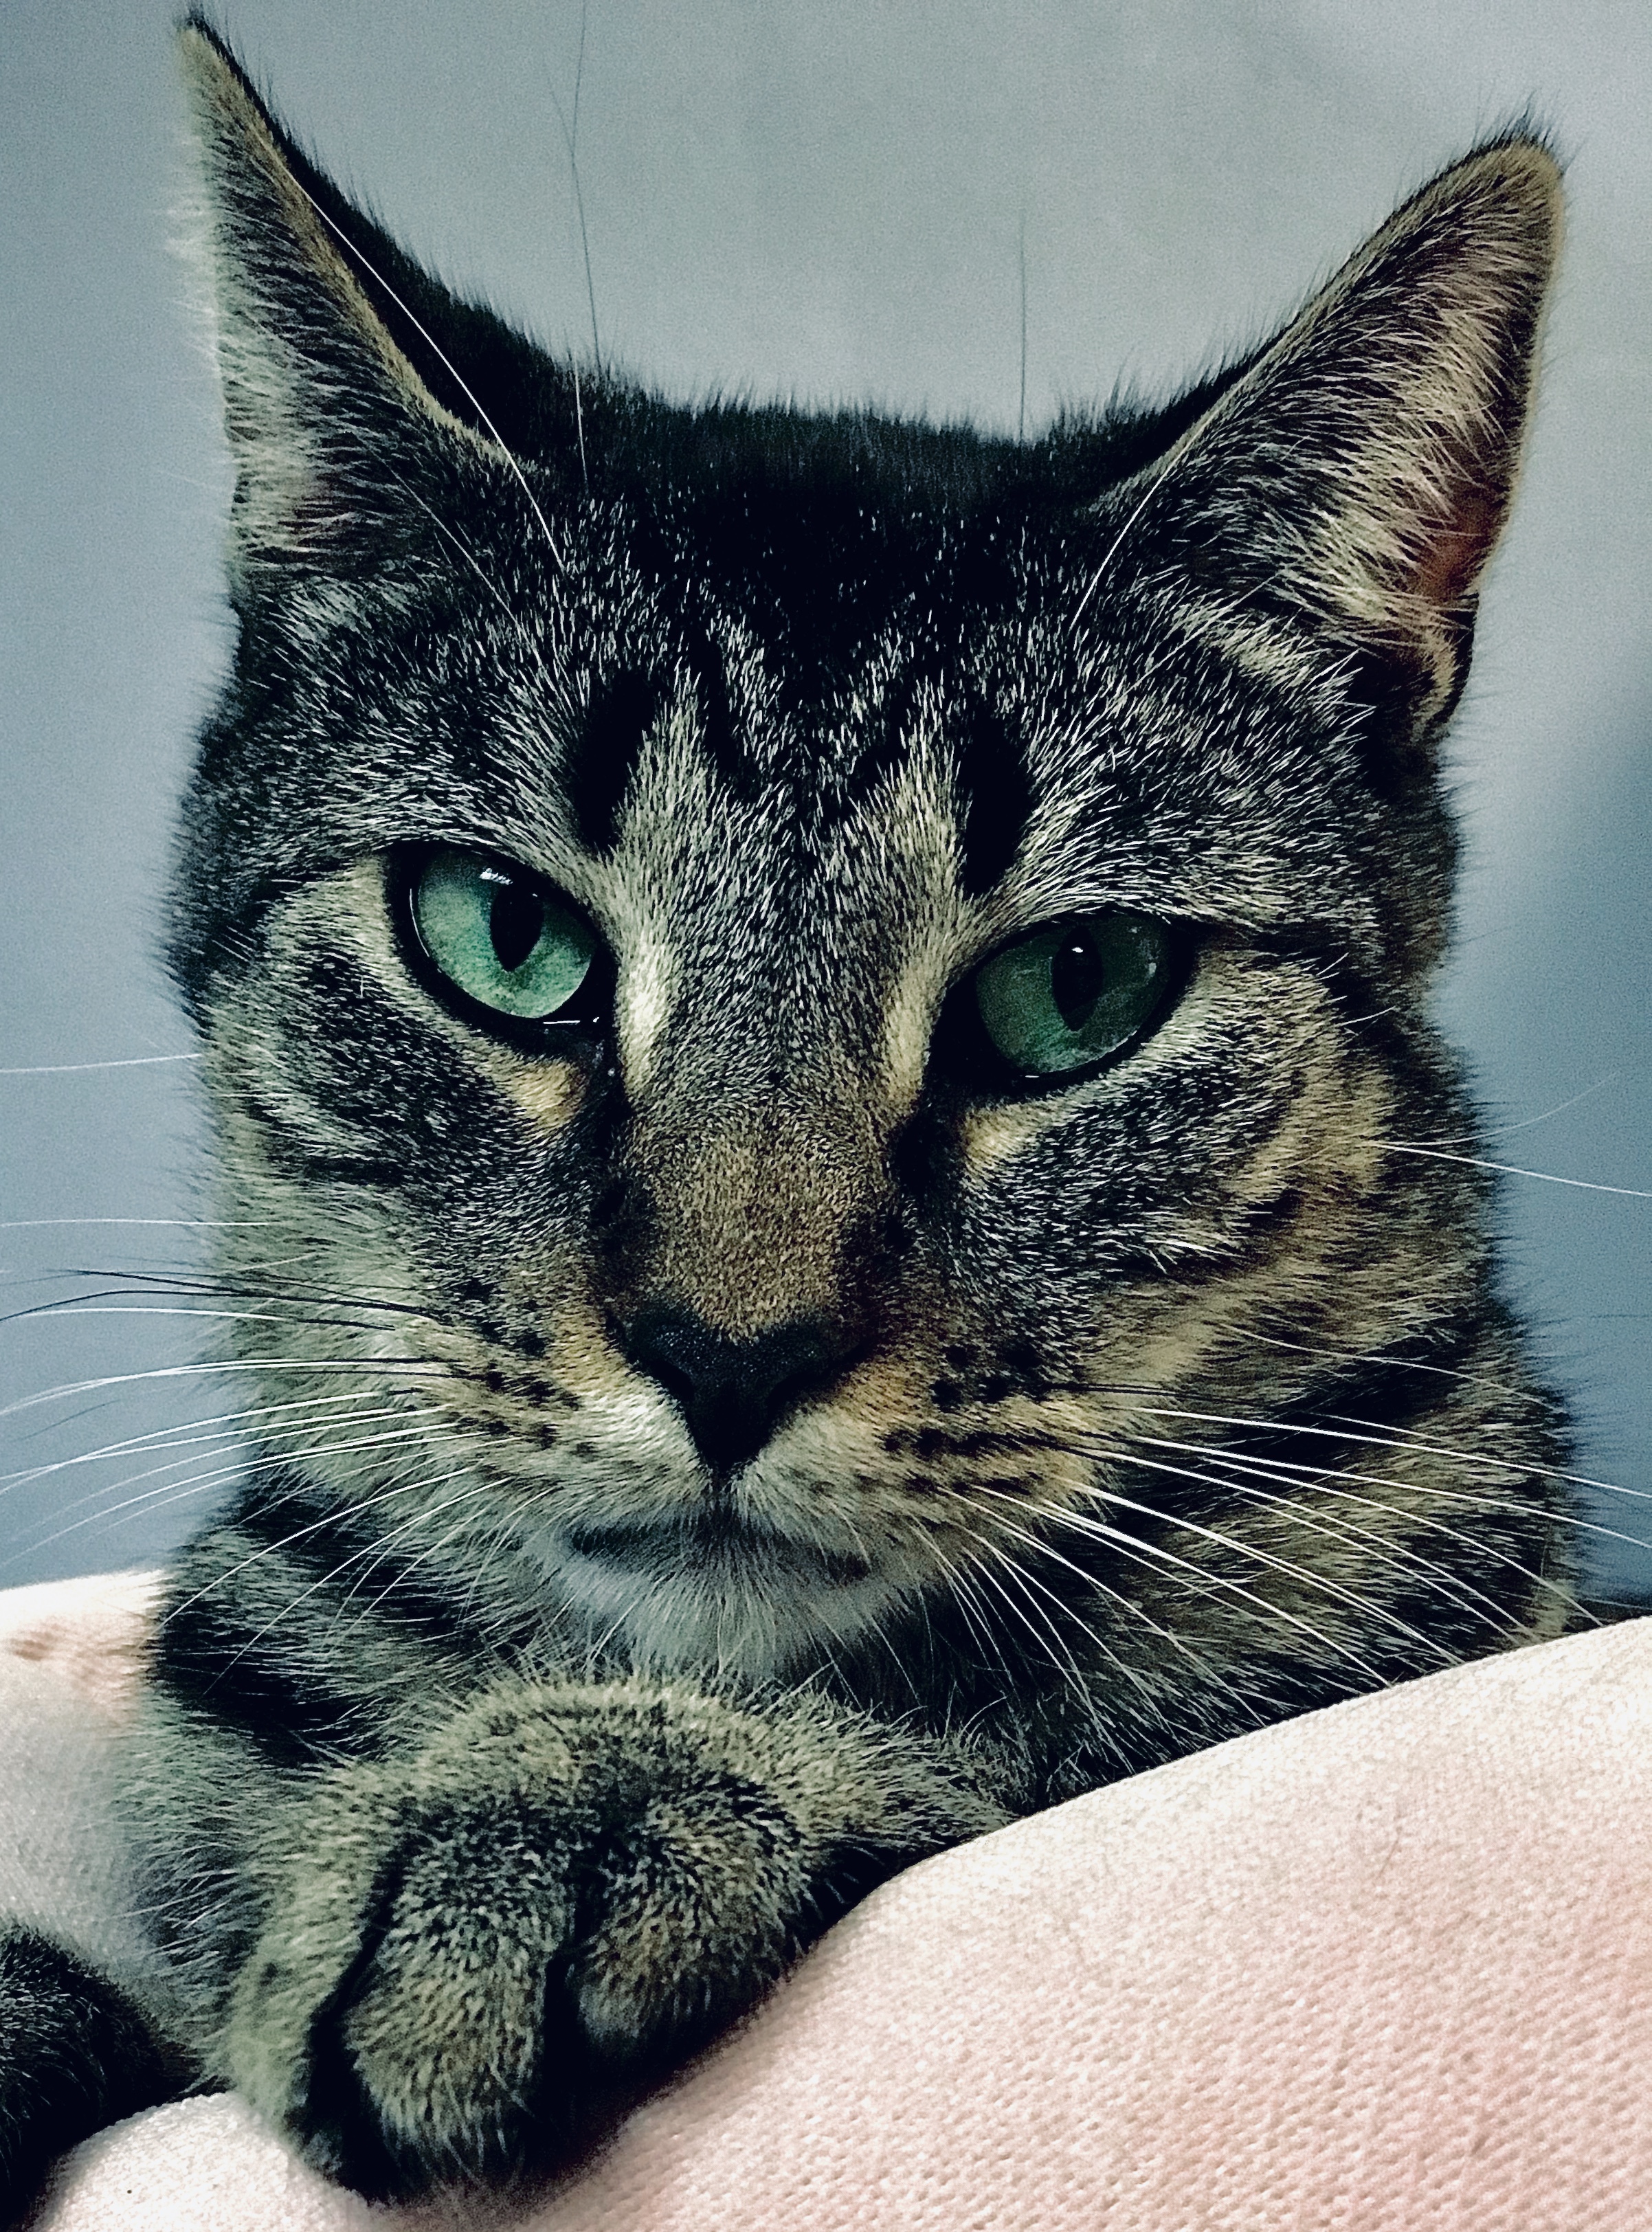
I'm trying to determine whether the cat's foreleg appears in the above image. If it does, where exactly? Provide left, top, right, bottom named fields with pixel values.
left=217, top=1675, right=1004, bottom=2198
left=0, top=1929, right=178, bottom=2219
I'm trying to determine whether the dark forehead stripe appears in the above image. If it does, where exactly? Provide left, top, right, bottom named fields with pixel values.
left=678, top=614, right=752, bottom=799
left=824, top=663, right=1031, bottom=893
left=953, top=700, right=1032, bottom=898
left=563, top=669, right=662, bottom=856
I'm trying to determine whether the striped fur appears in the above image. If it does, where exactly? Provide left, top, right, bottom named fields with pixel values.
left=0, top=1931, right=173, bottom=2218
left=1, top=16, right=1578, bottom=2207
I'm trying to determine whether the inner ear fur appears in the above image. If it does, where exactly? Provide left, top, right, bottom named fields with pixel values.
left=1135, top=135, right=1563, bottom=731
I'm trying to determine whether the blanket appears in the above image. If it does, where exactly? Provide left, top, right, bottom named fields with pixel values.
left=4, top=1572, right=1651, bottom=2230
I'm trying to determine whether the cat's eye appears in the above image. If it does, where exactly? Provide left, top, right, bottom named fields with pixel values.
left=405, top=847, right=599, bottom=1027
left=970, top=912, right=1175, bottom=1080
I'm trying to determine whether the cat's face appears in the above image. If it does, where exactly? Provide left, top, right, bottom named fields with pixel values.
left=175, top=26, right=1567, bottom=1689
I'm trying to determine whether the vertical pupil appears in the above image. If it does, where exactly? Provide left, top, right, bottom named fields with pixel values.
left=1049, top=930, right=1102, bottom=1031
left=489, top=882, right=545, bottom=974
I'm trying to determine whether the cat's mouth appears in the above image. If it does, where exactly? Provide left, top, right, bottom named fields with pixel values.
left=544, top=1507, right=897, bottom=1678
left=558, top=1511, right=873, bottom=1590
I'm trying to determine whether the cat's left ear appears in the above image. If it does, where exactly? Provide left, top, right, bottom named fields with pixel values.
left=1120, top=135, right=1562, bottom=739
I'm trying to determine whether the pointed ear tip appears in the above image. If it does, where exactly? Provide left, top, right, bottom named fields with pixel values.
left=175, top=14, right=258, bottom=123
left=1455, top=135, right=1566, bottom=249
left=175, top=12, right=228, bottom=71
left=1476, top=134, right=1563, bottom=199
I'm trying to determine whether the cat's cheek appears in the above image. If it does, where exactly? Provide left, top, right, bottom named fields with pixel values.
left=210, top=862, right=610, bottom=1223
left=946, top=948, right=1359, bottom=1268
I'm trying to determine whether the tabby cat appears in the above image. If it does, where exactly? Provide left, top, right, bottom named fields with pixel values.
left=0, top=15, right=1578, bottom=2211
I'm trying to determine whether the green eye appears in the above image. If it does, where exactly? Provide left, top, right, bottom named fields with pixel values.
left=410, top=847, right=596, bottom=1023
left=972, top=913, right=1174, bottom=1079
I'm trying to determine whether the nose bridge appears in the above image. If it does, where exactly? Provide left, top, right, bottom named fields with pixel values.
left=618, top=1086, right=888, bottom=1341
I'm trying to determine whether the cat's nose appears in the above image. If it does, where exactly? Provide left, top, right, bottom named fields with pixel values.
left=619, top=1304, right=855, bottom=1474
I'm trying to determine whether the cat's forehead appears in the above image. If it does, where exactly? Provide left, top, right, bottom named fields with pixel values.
left=357, top=476, right=1068, bottom=868
left=231, top=472, right=1361, bottom=969
left=544, top=467, right=1034, bottom=690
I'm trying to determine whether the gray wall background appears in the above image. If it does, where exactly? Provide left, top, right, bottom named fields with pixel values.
left=3, top=0, right=1649, bottom=1590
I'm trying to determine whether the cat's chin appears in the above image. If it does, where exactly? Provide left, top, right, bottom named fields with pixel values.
left=531, top=1511, right=908, bottom=1682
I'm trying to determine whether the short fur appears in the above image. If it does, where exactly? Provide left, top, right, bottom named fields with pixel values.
left=0, top=16, right=1578, bottom=2211
left=0, top=1933, right=172, bottom=2207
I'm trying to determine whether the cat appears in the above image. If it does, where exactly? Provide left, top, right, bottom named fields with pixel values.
left=0, top=11, right=1581, bottom=2211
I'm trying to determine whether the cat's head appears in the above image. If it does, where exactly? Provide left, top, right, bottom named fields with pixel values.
left=172, top=19, right=1565, bottom=1693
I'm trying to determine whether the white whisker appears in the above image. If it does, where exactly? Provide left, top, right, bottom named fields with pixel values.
left=293, top=182, right=567, bottom=572
left=965, top=1487, right=1266, bottom=1721
left=1383, top=1142, right=1652, bottom=1200
left=0, top=1054, right=201, bottom=1075
left=223, top=1472, right=487, bottom=1662
left=8, top=1416, right=452, bottom=1567
left=1134, top=1431, right=1572, bottom=1629
left=0, top=1357, right=445, bottom=1424
left=1137, top=1400, right=1652, bottom=1504
left=1097, top=1449, right=1457, bottom=1664
left=1034, top=1486, right=1393, bottom=1690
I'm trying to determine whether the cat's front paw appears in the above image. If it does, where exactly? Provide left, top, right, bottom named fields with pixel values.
left=227, top=1679, right=994, bottom=2197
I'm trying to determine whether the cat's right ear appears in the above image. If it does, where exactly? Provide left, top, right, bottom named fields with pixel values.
left=1093, top=135, right=1563, bottom=755
left=177, top=17, right=511, bottom=588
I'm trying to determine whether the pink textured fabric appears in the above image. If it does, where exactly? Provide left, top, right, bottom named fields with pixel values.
left=6, top=1574, right=1652, bottom=2230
